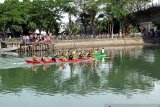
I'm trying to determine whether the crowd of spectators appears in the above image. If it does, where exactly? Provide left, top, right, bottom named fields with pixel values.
left=141, top=29, right=160, bottom=39
left=56, top=33, right=143, bottom=40
left=22, top=34, right=52, bottom=45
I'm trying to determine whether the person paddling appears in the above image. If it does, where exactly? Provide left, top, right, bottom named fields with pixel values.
left=87, top=51, right=92, bottom=58
left=50, top=50, right=56, bottom=62
left=41, top=54, right=50, bottom=61
left=51, top=54, right=56, bottom=62
left=79, top=52, right=84, bottom=59
left=32, top=54, right=37, bottom=61
left=68, top=52, right=73, bottom=60
left=41, top=54, right=46, bottom=61
left=101, top=48, right=105, bottom=54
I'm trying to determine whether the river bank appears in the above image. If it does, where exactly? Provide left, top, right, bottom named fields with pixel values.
left=53, top=38, right=147, bottom=49
left=0, top=37, right=157, bottom=52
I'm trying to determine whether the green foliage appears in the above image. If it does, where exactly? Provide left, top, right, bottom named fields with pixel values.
left=0, top=1, right=31, bottom=34
left=29, top=22, right=36, bottom=32
left=12, top=25, right=23, bottom=32
left=154, top=23, right=160, bottom=30
left=130, top=27, right=139, bottom=33
left=0, top=0, right=72, bottom=36
left=102, top=0, right=151, bottom=35
left=0, top=0, right=151, bottom=36
left=71, top=24, right=80, bottom=36
left=95, top=19, right=108, bottom=33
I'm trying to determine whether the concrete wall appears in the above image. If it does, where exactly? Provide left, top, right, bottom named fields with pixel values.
left=53, top=38, right=145, bottom=49
left=136, top=6, right=160, bottom=23
left=135, top=6, right=160, bottom=32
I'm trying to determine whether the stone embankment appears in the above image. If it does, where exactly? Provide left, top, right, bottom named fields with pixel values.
left=53, top=38, right=145, bottom=49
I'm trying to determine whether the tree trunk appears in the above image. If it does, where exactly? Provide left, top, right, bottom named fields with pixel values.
left=91, top=18, right=95, bottom=36
left=109, top=23, right=112, bottom=37
left=136, top=20, right=141, bottom=32
left=111, top=21, right=114, bottom=39
left=108, top=21, right=109, bottom=36
left=2, top=24, right=6, bottom=38
left=119, top=21, right=122, bottom=37
left=83, top=23, right=87, bottom=35
left=69, top=13, right=72, bottom=31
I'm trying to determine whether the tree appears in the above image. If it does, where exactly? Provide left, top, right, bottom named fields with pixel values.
left=126, top=0, right=151, bottom=33
left=95, top=17, right=108, bottom=34
left=0, top=0, right=74, bottom=36
left=102, top=0, right=150, bottom=38
left=71, top=0, right=99, bottom=35
left=61, top=0, right=78, bottom=35
left=111, top=0, right=129, bottom=37
left=0, top=0, right=27, bottom=37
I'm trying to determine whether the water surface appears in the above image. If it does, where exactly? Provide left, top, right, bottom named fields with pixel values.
left=0, top=46, right=160, bottom=107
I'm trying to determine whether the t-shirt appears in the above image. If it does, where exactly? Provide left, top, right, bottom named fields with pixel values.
left=101, top=49, right=105, bottom=54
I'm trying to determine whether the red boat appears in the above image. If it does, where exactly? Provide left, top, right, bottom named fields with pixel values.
left=25, top=57, right=93, bottom=64
left=25, top=59, right=54, bottom=64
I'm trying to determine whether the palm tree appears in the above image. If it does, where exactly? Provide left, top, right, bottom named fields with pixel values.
left=60, top=0, right=78, bottom=34
left=85, top=0, right=99, bottom=36
left=103, top=0, right=131, bottom=38
left=72, top=0, right=111, bottom=36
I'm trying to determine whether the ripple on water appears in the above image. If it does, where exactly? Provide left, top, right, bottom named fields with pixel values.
left=0, top=57, right=31, bottom=69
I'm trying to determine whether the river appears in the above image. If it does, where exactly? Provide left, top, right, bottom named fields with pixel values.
left=0, top=45, right=160, bottom=107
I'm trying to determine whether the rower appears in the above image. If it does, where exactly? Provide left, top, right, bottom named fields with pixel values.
left=51, top=54, right=56, bottom=62
left=87, top=51, right=91, bottom=58
left=79, top=52, right=84, bottom=59
left=41, top=54, right=46, bottom=61
left=68, top=52, right=73, bottom=60
left=41, top=54, right=49, bottom=61
left=65, top=50, right=69, bottom=58
left=57, top=51, right=61, bottom=58
left=101, top=48, right=105, bottom=54
left=32, top=54, right=37, bottom=61
left=72, top=50, right=76, bottom=55
left=61, top=55, right=67, bottom=61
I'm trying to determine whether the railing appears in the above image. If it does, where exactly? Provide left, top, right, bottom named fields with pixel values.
left=0, top=34, right=145, bottom=44
left=4, top=38, right=21, bottom=42
left=52, top=34, right=143, bottom=43
left=2, top=38, right=22, bottom=44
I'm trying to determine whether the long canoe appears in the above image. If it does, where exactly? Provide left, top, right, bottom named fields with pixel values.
left=25, top=57, right=93, bottom=64
left=93, top=53, right=108, bottom=57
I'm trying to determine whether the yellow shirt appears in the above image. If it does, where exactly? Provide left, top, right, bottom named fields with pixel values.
left=73, top=51, right=76, bottom=55
left=93, top=51, right=98, bottom=54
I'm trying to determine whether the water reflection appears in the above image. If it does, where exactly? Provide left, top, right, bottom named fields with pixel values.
left=0, top=46, right=160, bottom=98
